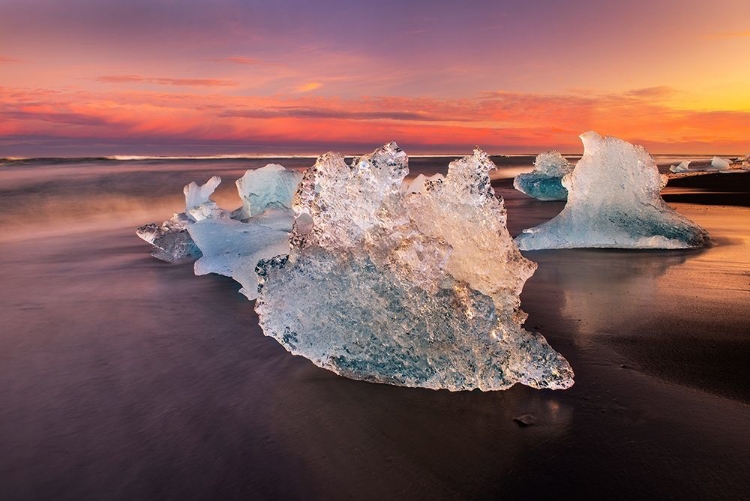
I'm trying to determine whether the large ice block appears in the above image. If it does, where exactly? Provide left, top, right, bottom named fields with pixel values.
left=515, top=132, right=710, bottom=250
left=255, top=142, right=574, bottom=391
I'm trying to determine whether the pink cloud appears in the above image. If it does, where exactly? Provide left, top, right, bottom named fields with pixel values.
left=95, top=75, right=237, bottom=87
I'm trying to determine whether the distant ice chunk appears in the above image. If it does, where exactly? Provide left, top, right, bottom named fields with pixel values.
left=710, top=156, right=731, bottom=171
left=515, top=132, right=710, bottom=250
left=235, top=164, right=303, bottom=220
left=669, top=160, right=691, bottom=173
left=256, top=142, right=574, bottom=391
left=513, top=151, right=573, bottom=201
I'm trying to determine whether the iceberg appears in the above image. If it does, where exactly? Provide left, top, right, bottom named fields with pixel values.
left=515, top=132, right=710, bottom=250
left=255, top=142, right=574, bottom=391
left=669, top=160, right=691, bottom=173
left=513, top=151, right=573, bottom=201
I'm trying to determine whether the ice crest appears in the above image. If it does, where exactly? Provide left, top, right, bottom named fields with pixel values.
left=515, top=132, right=710, bottom=250
left=236, top=164, right=303, bottom=220
left=256, top=142, right=574, bottom=391
left=513, top=151, right=573, bottom=201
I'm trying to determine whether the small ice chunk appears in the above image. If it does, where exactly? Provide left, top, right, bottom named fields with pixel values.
left=236, top=164, right=303, bottom=220
left=515, top=132, right=709, bottom=250
left=136, top=213, right=202, bottom=264
left=710, top=156, right=731, bottom=171
left=669, top=160, right=691, bottom=173
left=513, top=151, right=573, bottom=201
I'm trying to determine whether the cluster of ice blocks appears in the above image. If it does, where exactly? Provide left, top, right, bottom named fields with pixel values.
left=515, top=132, right=710, bottom=250
left=138, top=133, right=714, bottom=392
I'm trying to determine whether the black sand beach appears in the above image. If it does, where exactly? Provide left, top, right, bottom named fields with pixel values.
left=1, top=160, right=749, bottom=499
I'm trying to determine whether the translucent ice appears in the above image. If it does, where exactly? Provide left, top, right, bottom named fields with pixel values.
left=137, top=166, right=301, bottom=278
left=255, top=142, right=574, bottom=391
left=136, top=176, right=226, bottom=263
left=669, top=160, right=691, bottom=173
left=515, top=132, right=710, bottom=250
left=710, top=156, right=731, bottom=171
left=513, top=151, right=573, bottom=201
left=188, top=212, right=293, bottom=299
left=135, top=213, right=202, bottom=264
left=235, top=164, right=303, bottom=220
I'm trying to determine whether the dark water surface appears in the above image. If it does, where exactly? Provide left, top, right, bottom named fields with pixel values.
left=1, top=157, right=749, bottom=499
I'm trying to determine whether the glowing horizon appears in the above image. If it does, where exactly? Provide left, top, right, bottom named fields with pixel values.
left=1, top=0, right=749, bottom=156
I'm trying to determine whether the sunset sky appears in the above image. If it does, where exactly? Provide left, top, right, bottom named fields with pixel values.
left=1, top=0, right=749, bottom=156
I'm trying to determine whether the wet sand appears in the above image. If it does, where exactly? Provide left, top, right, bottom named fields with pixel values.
left=1, top=169, right=749, bottom=499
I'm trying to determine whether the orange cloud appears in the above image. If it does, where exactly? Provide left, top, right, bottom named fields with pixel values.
left=1, top=84, right=748, bottom=154
left=297, top=82, right=322, bottom=93
left=95, top=75, right=237, bottom=87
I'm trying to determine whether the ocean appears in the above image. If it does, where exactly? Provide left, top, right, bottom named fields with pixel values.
left=1, top=154, right=749, bottom=499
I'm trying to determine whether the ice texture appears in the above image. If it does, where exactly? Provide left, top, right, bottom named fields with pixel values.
left=710, top=156, right=731, bottom=170
left=255, top=142, right=574, bottom=391
left=188, top=211, right=293, bottom=299
left=513, top=151, right=573, bottom=201
left=235, top=164, right=303, bottom=220
left=669, top=160, right=691, bottom=173
left=135, top=213, right=202, bottom=264
left=137, top=166, right=301, bottom=285
left=136, top=176, right=226, bottom=263
left=515, top=132, right=710, bottom=250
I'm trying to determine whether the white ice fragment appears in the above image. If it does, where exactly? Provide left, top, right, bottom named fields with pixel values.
left=256, top=142, right=574, bottom=392
left=513, top=151, right=573, bottom=201
left=235, top=164, right=303, bottom=220
left=184, top=175, right=221, bottom=211
left=515, top=132, right=709, bottom=250
left=669, top=160, right=691, bottom=173
left=188, top=213, right=293, bottom=299
left=710, top=156, right=731, bottom=170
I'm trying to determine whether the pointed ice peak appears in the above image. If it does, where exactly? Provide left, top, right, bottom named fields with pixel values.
left=184, top=176, right=221, bottom=211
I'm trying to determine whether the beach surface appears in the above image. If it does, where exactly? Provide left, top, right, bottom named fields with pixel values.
left=1, top=158, right=749, bottom=499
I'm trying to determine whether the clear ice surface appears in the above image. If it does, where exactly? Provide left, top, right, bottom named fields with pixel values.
left=513, top=151, right=573, bottom=201
left=515, top=132, right=710, bottom=250
left=255, top=142, right=574, bottom=391
left=235, top=164, right=303, bottom=220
